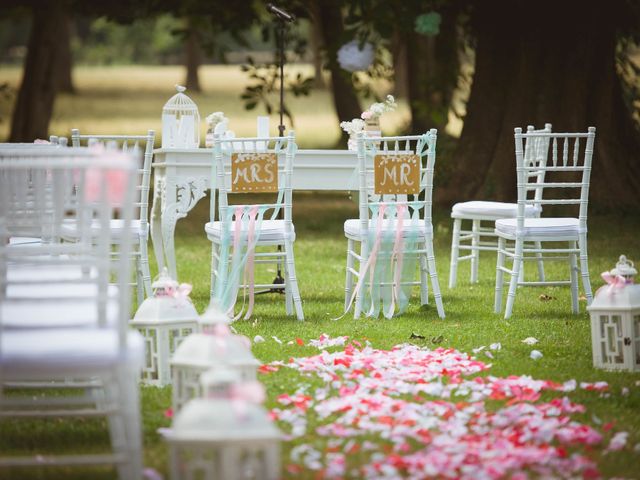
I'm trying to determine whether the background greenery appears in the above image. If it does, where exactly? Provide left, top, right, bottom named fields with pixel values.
left=0, top=65, right=638, bottom=478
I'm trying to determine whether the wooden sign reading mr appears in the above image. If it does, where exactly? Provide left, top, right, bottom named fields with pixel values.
left=231, top=153, right=278, bottom=193
left=374, top=153, right=421, bottom=195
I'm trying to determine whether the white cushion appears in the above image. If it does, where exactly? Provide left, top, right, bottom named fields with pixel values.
left=1, top=292, right=121, bottom=329
left=0, top=329, right=144, bottom=375
left=61, top=219, right=147, bottom=240
left=205, top=220, right=295, bottom=242
left=495, top=217, right=582, bottom=238
left=451, top=201, right=541, bottom=219
left=344, top=218, right=432, bottom=239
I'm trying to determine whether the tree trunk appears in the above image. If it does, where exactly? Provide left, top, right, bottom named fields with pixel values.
left=315, top=0, right=362, bottom=142
left=308, top=0, right=326, bottom=89
left=403, top=2, right=461, bottom=134
left=391, top=31, right=408, bottom=99
left=184, top=19, right=202, bottom=92
left=9, top=2, right=66, bottom=142
left=57, top=13, right=75, bottom=94
left=439, top=0, right=640, bottom=209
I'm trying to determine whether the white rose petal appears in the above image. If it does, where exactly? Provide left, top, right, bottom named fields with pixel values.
left=253, top=335, right=265, bottom=344
left=522, top=337, right=539, bottom=345
left=489, top=342, right=502, bottom=351
left=530, top=350, right=543, bottom=360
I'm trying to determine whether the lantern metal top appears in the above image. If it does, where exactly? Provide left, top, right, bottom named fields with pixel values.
left=588, top=255, right=640, bottom=311
left=163, top=85, right=199, bottom=114
left=170, top=330, right=259, bottom=369
left=200, top=302, right=231, bottom=328
left=163, top=398, right=281, bottom=442
left=151, top=267, right=179, bottom=291
left=611, top=255, right=637, bottom=279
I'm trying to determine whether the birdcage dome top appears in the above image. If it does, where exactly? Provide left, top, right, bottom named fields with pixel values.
left=163, top=85, right=199, bottom=114
left=165, top=398, right=280, bottom=442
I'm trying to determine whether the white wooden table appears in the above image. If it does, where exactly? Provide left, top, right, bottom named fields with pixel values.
left=151, top=148, right=357, bottom=278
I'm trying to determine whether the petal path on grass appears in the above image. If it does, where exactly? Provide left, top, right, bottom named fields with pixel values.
left=260, top=335, right=624, bottom=479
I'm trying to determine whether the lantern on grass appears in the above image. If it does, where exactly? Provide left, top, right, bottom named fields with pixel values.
left=130, top=268, right=198, bottom=386
left=163, top=367, right=281, bottom=480
left=587, top=255, right=640, bottom=372
left=170, top=303, right=260, bottom=411
left=162, top=85, right=200, bottom=148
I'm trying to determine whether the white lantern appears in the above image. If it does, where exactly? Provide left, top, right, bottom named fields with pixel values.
left=162, top=85, right=200, bottom=148
left=163, top=368, right=281, bottom=480
left=130, top=268, right=199, bottom=386
left=587, top=255, right=640, bottom=372
left=170, top=303, right=260, bottom=411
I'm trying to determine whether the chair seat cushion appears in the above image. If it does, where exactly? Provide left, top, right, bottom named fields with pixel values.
left=344, top=218, right=432, bottom=239
left=204, top=220, right=295, bottom=242
left=451, top=201, right=541, bottom=219
left=495, top=217, right=581, bottom=238
left=0, top=329, right=144, bottom=375
left=61, top=219, right=148, bottom=240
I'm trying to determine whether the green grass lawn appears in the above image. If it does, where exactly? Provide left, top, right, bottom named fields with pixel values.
left=1, top=65, right=639, bottom=478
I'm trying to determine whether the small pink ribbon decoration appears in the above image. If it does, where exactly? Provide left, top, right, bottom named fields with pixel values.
left=229, top=381, right=266, bottom=418
left=600, top=272, right=627, bottom=294
left=170, top=283, right=192, bottom=305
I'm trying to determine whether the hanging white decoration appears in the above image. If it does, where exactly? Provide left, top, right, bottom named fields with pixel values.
left=337, top=40, right=374, bottom=72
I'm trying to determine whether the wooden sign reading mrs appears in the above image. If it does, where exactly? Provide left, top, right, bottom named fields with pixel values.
left=231, top=153, right=278, bottom=193
left=374, top=153, right=421, bottom=195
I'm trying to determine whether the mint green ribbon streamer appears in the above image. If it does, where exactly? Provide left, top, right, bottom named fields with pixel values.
left=213, top=204, right=268, bottom=316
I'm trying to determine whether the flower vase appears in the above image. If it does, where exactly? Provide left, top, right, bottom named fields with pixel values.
left=365, top=118, right=381, bottom=138
left=347, top=134, right=358, bottom=151
left=205, top=127, right=215, bottom=148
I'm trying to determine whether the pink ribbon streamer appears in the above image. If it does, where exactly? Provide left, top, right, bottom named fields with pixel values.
left=599, top=272, right=627, bottom=295
left=226, top=206, right=245, bottom=318
left=244, top=205, right=260, bottom=320
left=388, top=204, right=406, bottom=317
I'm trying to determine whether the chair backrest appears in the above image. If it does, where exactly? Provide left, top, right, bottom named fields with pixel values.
left=523, top=123, right=552, bottom=210
left=355, top=130, right=438, bottom=230
left=71, top=129, right=155, bottom=226
left=0, top=147, right=137, bottom=343
left=514, top=127, right=596, bottom=228
left=210, top=132, right=296, bottom=227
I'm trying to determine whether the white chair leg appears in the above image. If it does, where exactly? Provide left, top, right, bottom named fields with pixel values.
left=419, top=249, right=429, bottom=305
left=118, top=367, right=142, bottom=480
left=534, top=240, right=545, bottom=282
left=345, top=239, right=355, bottom=310
left=284, top=251, right=293, bottom=316
left=448, top=218, right=461, bottom=288
left=470, top=220, right=480, bottom=283
left=578, top=232, right=593, bottom=305
left=284, top=240, right=304, bottom=320
left=425, top=235, right=445, bottom=318
left=354, top=240, right=368, bottom=319
left=494, top=236, right=506, bottom=313
left=504, top=238, right=523, bottom=319
left=139, top=237, right=152, bottom=298
left=569, top=241, right=579, bottom=314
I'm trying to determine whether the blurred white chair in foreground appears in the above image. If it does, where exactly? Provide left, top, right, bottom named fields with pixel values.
left=0, top=147, right=144, bottom=479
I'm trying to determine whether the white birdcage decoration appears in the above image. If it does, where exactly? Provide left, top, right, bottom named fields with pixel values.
left=163, top=367, right=281, bottom=480
left=130, top=268, right=199, bottom=386
left=162, top=85, right=200, bottom=148
left=170, top=303, right=260, bottom=411
left=587, top=255, right=640, bottom=372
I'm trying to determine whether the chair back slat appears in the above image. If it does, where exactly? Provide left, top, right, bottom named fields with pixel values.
left=71, top=129, right=155, bottom=227
left=211, top=133, right=295, bottom=225
left=514, top=127, right=596, bottom=228
left=356, top=130, right=437, bottom=230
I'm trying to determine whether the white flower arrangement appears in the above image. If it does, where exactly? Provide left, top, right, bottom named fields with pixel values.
left=361, top=95, right=397, bottom=120
left=205, top=111, right=227, bottom=128
left=339, top=118, right=366, bottom=136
